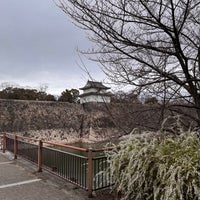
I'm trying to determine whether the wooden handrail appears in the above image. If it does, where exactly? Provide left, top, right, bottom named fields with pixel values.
left=41, top=141, right=88, bottom=152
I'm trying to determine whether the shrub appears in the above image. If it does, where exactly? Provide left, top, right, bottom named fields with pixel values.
left=106, top=130, right=200, bottom=200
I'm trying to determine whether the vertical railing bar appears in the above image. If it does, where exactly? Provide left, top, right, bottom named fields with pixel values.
left=56, top=151, right=58, bottom=174
left=66, top=153, right=68, bottom=179
left=55, top=150, right=57, bottom=174
left=77, top=156, right=79, bottom=184
left=14, top=135, right=18, bottom=159
left=63, top=153, right=65, bottom=177
left=80, top=158, right=82, bottom=186
left=57, top=151, right=59, bottom=174
left=38, top=140, right=42, bottom=172
left=67, top=154, right=69, bottom=179
left=73, top=155, right=75, bottom=182
left=18, top=140, right=20, bottom=156
left=79, top=157, right=81, bottom=185
left=69, top=154, right=72, bottom=179
left=72, top=156, right=76, bottom=180
left=94, top=159, right=96, bottom=190
left=105, top=157, right=108, bottom=188
left=95, top=159, right=97, bottom=190
left=101, top=158, right=104, bottom=188
left=70, top=154, right=72, bottom=180
left=53, top=149, right=55, bottom=171
left=83, top=158, right=85, bottom=187
left=52, top=149, right=54, bottom=171
left=81, top=158, right=83, bottom=187
left=98, top=159, right=100, bottom=189
left=63, top=153, right=65, bottom=178
left=100, top=158, right=102, bottom=188
left=64, top=153, right=66, bottom=178
left=87, top=148, right=93, bottom=198
left=76, top=156, right=78, bottom=184
left=100, top=158, right=103, bottom=188
left=74, top=154, right=76, bottom=181
left=83, top=158, right=85, bottom=188
left=60, top=152, right=63, bottom=177
left=73, top=154, right=75, bottom=182
left=85, top=157, right=87, bottom=188
left=105, top=159, right=108, bottom=186
left=84, top=158, right=86, bottom=188
left=60, top=151, right=62, bottom=176
left=78, top=157, right=79, bottom=184
left=65, top=154, right=68, bottom=179
left=98, top=159, right=101, bottom=189
left=2, top=133, right=6, bottom=153
left=54, top=149, right=56, bottom=172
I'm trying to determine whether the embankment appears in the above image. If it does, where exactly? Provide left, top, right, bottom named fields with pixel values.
left=0, top=99, right=119, bottom=143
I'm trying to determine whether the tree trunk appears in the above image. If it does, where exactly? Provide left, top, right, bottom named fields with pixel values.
left=194, top=95, right=200, bottom=127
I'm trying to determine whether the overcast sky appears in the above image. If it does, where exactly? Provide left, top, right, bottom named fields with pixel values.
left=0, top=0, right=106, bottom=95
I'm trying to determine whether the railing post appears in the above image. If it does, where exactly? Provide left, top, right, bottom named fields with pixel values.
left=38, top=140, right=42, bottom=172
left=88, top=148, right=93, bottom=198
left=2, top=133, right=6, bottom=153
left=14, top=135, right=18, bottom=159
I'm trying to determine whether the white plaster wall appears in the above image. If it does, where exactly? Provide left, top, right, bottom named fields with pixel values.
left=80, top=95, right=110, bottom=104
left=83, top=88, right=98, bottom=93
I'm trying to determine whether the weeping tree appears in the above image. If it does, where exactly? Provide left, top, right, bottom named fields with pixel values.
left=57, top=0, right=200, bottom=126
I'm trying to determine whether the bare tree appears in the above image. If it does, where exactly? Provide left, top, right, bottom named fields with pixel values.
left=57, top=0, right=200, bottom=126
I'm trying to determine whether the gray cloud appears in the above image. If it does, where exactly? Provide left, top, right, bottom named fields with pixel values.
left=0, top=0, right=105, bottom=95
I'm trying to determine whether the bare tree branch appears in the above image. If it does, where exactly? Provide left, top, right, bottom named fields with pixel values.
left=57, top=0, right=200, bottom=126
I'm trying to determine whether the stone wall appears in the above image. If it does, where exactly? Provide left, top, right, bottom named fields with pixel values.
left=0, top=99, right=83, bottom=132
left=0, top=99, right=174, bottom=144
left=0, top=99, right=119, bottom=143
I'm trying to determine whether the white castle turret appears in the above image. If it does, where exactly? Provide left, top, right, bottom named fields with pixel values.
left=79, top=80, right=111, bottom=104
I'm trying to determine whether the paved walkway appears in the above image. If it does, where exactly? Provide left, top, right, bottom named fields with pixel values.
left=0, top=151, right=91, bottom=200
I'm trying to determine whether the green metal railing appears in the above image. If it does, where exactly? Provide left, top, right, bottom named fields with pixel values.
left=1, top=133, right=113, bottom=197
left=18, top=140, right=38, bottom=163
left=0, top=134, right=3, bottom=150
left=42, top=146, right=88, bottom=189
left=93, top=156, right=111, bottom=190
left=5, top=137, right=14, bottom=153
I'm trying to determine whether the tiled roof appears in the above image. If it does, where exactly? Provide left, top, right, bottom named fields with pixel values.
left=79, top=80, right=110, bottom=90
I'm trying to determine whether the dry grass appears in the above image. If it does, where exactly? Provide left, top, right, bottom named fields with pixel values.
left=106, top=129, right=200, bottom=200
